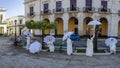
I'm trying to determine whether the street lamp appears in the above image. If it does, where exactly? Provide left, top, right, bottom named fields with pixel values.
left=93, top=25, right=99, bottom=51
left=14, top=20, right=17, bottom=46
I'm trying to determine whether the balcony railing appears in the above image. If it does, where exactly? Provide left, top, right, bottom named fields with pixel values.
left=67, top=7, right=79, bottom=12
left=83, top=7, right=95, bottom=12
left=27, top=12, right=35, bottom=17
left=53, top=8, right=64, bottom=13
left=41, top=10, right=51, bottom=14
left=98, top=8, right=111, bottom=13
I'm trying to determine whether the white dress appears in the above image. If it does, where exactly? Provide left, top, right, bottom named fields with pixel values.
left=26, top=36, right=31, bottom=50
left=29, top=41, right=42, bottom=54
left=67, top=38, right=73, bottom=55
left=47, top=42, right=55, bottom=52
left=86, top=39, right=94, bottom=57
left=86, top=34, right=95, bottom=57
left=109, top=42, right=116, bottom=54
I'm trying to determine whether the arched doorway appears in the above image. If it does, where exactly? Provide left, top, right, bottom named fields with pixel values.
left=44, top=19, right=50, bottom=35
left=83, top=17, right=93, bottom=36
left=68, top=17, right=78, bottom=34
left=99, top=18, right=108, bottom=36
left=55, top=18, right=63, bottom=36
left=118, top=21, right=120, bottom=37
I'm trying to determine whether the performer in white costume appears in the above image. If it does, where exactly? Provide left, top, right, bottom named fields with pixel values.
left=86, top=34, right=95, bottom=57
left=86, top=26, right=95, bottom=57
left=26, top=35, right=31, bottom=50
left=47, top=41, right=55, bottom=52
left=109, top=39, right=116, bottom=55
left=67, top=37, right=73, bottom=55
left=29, top=40, right=42, bottom=54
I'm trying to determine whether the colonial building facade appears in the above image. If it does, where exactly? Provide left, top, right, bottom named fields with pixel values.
left=6, top=15, right=25, bottom=36
left=24, top=0, right=120, bottom=37
left=0, top=8, right=7, bottom=34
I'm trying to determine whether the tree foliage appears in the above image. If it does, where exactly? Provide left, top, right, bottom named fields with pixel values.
left=25, top=20, right=57, bottom=30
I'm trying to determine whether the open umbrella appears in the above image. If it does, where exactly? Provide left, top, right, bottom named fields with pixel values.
left=88, top=20, right=102, bottom=30
left=44, top=35, right=55, bottom=43
left=62, top=32, right=73, bottom=41
left=88, top=20, right=101, bottom=25
left=105, top=37, right=117, bottom=46
left=23, top=30, right=32, bottom=36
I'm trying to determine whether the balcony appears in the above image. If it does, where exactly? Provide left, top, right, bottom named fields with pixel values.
left=67, top=7, right=79, bottom=12
left=118, top=10, right=120, bottom=16
left=83, top=7, right=95, bottom=12
left=53, top=8, right=64, bottom=14
left=40, top=10, right=51, bottom=15
left=27, top=12, right=35, bottom=17
left=98, top=8, right=111, bottom=13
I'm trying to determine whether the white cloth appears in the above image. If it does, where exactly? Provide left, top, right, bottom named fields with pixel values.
left=109, top=42, right=116, bottom=54
left=86, top=39, right=94, bottom=57
left=67, top=38, right=73, bottom=55
left=29, top=41, right=42, bottom=54
left=26, top=36, right=31, bottom=50
left=86, top=34, right=95, bottom=57
left=47, top=42, right=55, bottom=52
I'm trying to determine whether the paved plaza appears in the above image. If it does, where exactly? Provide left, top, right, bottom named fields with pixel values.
left=0, top=37, right=120, bottom=68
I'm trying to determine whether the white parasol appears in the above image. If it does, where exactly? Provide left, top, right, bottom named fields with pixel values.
left=29, top=41, right=42, bottom=54
left=88, top=20, right=102, bottom=30
left=44, top=35, right=55, bottom=43
left=62, top=32, right=73, bottom=41
left=23, top=30, right=32, bottom=36
left=105, top=37, right=117, bottom=46
left=88, top=20, right=101, bottom=25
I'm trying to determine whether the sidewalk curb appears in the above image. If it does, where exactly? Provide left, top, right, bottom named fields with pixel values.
left=73, top=53, right=110, bottom=55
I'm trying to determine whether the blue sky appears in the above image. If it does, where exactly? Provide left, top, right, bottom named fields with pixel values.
left=0, top=0, right=24, bottom=18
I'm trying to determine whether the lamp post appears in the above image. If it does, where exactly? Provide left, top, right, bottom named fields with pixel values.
left=14, top=20, right=17, bottom=46
left=93, top=25, right=99, bottom=51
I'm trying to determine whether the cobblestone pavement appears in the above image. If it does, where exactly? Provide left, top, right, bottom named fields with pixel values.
left=0, top=37, right=120, bottom=68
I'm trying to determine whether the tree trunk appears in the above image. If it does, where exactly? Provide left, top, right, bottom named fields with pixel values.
left=41, top=30, right=45, bottom=49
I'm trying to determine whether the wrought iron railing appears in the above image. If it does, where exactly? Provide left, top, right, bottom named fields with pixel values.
left=53, top=8, right=64, bottom=13
left=41, top=10, right=51, bottom=14
left=83, top=7, right=95, bottom=12
left=98, top=8, right=111, bottom=13
left=27, top=12, right=35, bottom=17
left=67, top=7, right=79, bottom=12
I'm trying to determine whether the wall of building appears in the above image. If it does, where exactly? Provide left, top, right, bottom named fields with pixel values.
left=0, top=8, right=7, bottom=34
left=6, top=15, right=25, bottom=36
left=24, top=0, right=120, bottom=37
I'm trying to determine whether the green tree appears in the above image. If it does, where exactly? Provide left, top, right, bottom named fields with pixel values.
left=25, top=20, right=57, bottom=48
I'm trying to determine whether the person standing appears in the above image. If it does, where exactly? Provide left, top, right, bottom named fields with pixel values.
left=67, top=37, right=73, bottom=55
left=86, top=27, right=95, bottom=57
left=109, top=39, right=116, bottom=55
left=26, top=35, right=31, bottom=50
left=47, top=41, right=55, bottom=52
